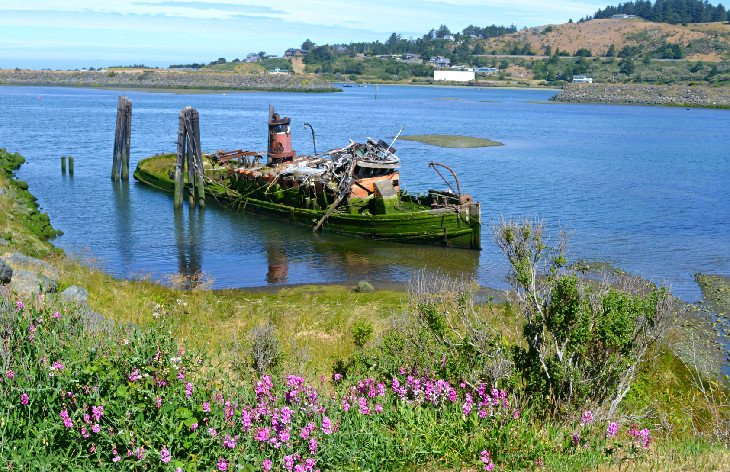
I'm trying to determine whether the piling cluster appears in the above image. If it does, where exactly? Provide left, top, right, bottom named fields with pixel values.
left=174, top=106, right=205, bottom=209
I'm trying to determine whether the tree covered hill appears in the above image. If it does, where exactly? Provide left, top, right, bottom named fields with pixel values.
left=591, top=0, right=729, bottom=24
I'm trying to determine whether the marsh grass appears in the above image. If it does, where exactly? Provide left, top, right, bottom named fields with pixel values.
left=400, top=134, right=504, bottom=148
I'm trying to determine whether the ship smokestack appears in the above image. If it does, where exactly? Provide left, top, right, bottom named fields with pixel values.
left=267, top=105, right=296, bottom=164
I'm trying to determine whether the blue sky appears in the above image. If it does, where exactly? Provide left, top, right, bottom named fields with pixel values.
left=0, top=0, right=607, bottom=69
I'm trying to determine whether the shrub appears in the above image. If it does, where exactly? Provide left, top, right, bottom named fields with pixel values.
left=495, top=218, right=673, bottom=418
left=351, top=319, right=373, bottom=349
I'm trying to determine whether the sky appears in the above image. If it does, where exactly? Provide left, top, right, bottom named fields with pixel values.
left=0, top=0, right=609, bottom=69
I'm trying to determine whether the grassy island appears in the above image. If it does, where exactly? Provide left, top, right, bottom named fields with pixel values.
left=400, top=134, right=504, bottom=148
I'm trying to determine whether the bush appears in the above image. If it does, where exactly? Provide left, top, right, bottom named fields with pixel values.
left=495, top=218, right=673, bottom=418
left=351, top=319, right=373, bottom=349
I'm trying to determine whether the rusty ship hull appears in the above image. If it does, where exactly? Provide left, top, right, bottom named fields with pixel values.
left=134, top=154, right=481, bottom=249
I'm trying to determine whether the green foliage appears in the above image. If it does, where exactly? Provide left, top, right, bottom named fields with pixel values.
left=575, top=48, right=593, bottom=57
left=351, top=318, right=374, bottom=349
left=620, top=57, right=636, bottom=75
left=593, top=0, right=728, bottom=24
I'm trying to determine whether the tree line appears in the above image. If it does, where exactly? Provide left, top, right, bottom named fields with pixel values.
left=590, top=0, right=729, bottom=24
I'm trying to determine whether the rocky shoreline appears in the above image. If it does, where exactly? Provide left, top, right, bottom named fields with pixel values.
left=551, top=83, right=730, bottom=109
left=0, top=68, right=339, bottom=93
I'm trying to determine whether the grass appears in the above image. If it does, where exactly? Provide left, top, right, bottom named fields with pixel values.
left=400, top=134, right=504, bottom=148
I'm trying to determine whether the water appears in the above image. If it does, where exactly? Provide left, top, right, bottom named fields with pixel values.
left=0, top=85, right=728, bottom=300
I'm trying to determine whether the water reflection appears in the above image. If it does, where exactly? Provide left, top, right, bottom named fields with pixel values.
left=266, top=240, right=289, bottom=284
left=112, top=181, right=132, bottom=265
left=174, top=207, right=204, bottom=289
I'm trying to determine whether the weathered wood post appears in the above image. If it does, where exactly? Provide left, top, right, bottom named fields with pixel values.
left=61, top=156, right=66, bottom=174
left=121, top=99, right=132, bottom=180
left=174, top=108, right=186, bottom=209
left=112, top=96, right=132, bottom=181
left=68, top=156, right=74, bottom=176
left=174, top=106, right=205, bottom=209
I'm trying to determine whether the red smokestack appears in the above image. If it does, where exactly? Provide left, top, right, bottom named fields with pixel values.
left=267, top=105, right=296, bottom=164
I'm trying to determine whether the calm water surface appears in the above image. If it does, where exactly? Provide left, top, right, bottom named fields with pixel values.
left=1, top=85, right=728, bottom=300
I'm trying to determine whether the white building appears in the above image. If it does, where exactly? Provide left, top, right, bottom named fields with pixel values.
left=572, top=75, right=593, bottom=83
left=434, top=70, right=475, bottom=82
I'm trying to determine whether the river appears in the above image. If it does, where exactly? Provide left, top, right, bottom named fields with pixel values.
left=1, top=84, right=727, bottom=300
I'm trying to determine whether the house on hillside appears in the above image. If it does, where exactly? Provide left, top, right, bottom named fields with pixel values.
left=284, top=48, right=305, bottom=59
left=572, top=75, right=593, bottom=83
left=268, top=68, right=290, bottom=75
left=442, top=34, right=455, bottom=41
left=245, top=53, right=260, bottom=63
left=610, top=14, right=638, bottom=19
left=429, top=56, right=451, bottom=67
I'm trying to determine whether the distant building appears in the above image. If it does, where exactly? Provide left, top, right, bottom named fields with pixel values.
left=401, top=53, right=419, bottom=61
left=429, top=56, right=451, bottom=67
left=434, top=70, right=475, bottom=82
left=572, top=75, right=593, bottom=83
left=268, top=68, right=290, bottom=75
left=610, top=14, right=638, bottom=19
left=284, top=48, right=304, bottom=58
left=473, top=67, right=498, bottom=74
left=265, top=54, right=279, bottom=59
left=442, top=34, right=455, bottom=41
left=245, top=53, right=260, bottom=63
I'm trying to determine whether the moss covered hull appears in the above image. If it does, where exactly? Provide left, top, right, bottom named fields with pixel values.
left=134, top=155, right=481, bottom=249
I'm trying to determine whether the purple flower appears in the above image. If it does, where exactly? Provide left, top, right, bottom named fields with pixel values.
left=208, top=427, right=217, bottom=437
left=20, top=393, right=29, bottom=405
left=217, top=457, right=228, bottom=471
left=321, top=416, right=333, bottom=435
left=262, top=459, right=273, bottom=471
left=16, top=300, right=24, bottom=311
left=223, top=435, right=237, bottom=449
left=60, top=409, right=73, bottom=428
left=480, top=450, right=495, bottom=471
left=606, top=422, right=618, bottom=438
left=255, top=427, right=271, bottom=442
left=128, top=370, right=142, bottom=382
left=52, top=311, right=61, bottom=319
left=202, top=401, right=210, bottom=413
left=112, top=455, right=121, bottom=463
left=92, top=405, right=104, bottom=421
left=185, top=382, right=193, bottom=399
left=581, top=410, right=594, bottom=425
left=5, top=370, right=16, bottom=380
left=50, top=361, right=65, bottom=372
left=160, top=445, right=171, bottom=463
left=309, top=437, right=318, bottom=455
left=572, top=432, right=581, bottom=446
left=190, top=422, right=199, bottom=431
left=92, top=424, right=101, bottom=434
left=155, top=396, right=162, bottom=409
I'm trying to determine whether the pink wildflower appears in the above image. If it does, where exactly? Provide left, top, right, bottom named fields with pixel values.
left=128, top=369, right=142, bottom=382
left=50, top=361, right=65, bottom=372
left=480, top=450, right=495, bottom=471
left=309, top=437, right=318, bottom=455
left=16, top=300, right=24, bottom=311
left=5, top=370, right=15, bottom=379
left=262, top=459, right=273, bottom=471
left=60, top=409, right=73, bottom=428
left=81, top=427, right=90, bottom=438
left=208, top=427, right=217, bottom=437
left=283, top=455, right=295, bottom=471
left=112, top=455, right=121, bottom=463
left=185, top=382, right=193, bottom=398
left=333, top=373, right=342, bottom=381
left=572, top=432, right=581, bottom=446
left=581, top=410, right=594, bottom=425
left=223, top=435, right=237, bottom=449
left=190, top=422, right=198, bottom=431
left=202, top=401, right=210, bottom=412
left=322, top=416, right=333, bottom=435
left=20, top=393, right=29, bottom=405
left=92, top=424, right=101, bottom=434
left=92, top=405, right=104, bottom=421
left=52, top=311, right=61, bottom=319
left=160, top=445, right=171, bottom=463
left=513, top=409, right=520, bottom=420
left=606, top=422, right=618, bottom=439
left=135, top=446, right=145, bottom=460
left=217, top=457, right=228, bottom=471
left=374, top=403, right=383, bottom=414
left=89, top=443, right=96, bottom=453
left=155, top=396, right=162, bottom=409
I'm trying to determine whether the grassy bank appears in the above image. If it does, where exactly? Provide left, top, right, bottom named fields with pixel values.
left=1, top=147, right=729, bottom=470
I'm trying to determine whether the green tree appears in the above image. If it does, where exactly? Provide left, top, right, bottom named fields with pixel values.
left=606, top=44, right=616, bottom=57
left=619, top=57, right=635, bottom=75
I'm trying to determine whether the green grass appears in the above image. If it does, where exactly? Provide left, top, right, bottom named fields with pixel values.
left=400, top=134, right=504, bottom=148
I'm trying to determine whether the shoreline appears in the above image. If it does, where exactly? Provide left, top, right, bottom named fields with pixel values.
left=552, top=83, right=730, bottom=109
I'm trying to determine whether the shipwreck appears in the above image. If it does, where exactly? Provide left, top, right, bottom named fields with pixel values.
left=133, top=106, right=482, bottom=250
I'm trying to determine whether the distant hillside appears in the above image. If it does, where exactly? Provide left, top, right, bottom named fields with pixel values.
left=591, top=0, right=729, bottom=24
left=481, top=18, right=730, bottom=61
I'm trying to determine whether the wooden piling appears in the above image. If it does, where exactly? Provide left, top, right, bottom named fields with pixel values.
left=61, top=156, right=66, bottom=174
left=174, top=106, right=205, bottom=210
left=174, top=109, right=186, bottom=209
left=112, top=96, right=132, bottom=181
left=68, top=156, right=74, bottom=176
